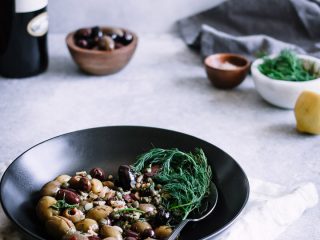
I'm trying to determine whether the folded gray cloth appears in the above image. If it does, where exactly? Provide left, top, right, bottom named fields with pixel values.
left=178, top=0, right=320, bottom=59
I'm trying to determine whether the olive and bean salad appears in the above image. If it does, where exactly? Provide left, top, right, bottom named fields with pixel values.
left=36, top=148, right=212, bottom=240
left=74, top=26, right=133, bottom=51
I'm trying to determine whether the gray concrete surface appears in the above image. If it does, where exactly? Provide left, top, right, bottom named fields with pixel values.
left=0, top=33, right=319, bottom=239
left=48, top=0, right=224, bottom=33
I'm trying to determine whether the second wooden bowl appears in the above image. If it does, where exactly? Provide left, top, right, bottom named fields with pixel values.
left=66, top=27, right=138, bottom=75
left=205, top=53, right=250, bottom=89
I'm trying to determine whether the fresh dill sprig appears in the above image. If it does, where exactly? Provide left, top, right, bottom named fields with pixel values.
left=258, top=49, right=317, bottom=81
left=133, top=148, right=212, bottom=222
left=50, top=199, right=78, bottom=211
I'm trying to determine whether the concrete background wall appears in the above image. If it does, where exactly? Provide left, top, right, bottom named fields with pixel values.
left=48, top=0, right=223, bottom=33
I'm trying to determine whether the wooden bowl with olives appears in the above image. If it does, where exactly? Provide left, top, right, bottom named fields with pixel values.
left=66, top=26, right=138, bottom=75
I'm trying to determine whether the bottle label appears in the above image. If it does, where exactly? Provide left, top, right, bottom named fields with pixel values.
left=15, top=0, right=48, bottom=13
left=27, top=12, right=49, bottom=37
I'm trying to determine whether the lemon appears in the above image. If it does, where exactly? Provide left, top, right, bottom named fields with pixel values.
left=294, top=91, right=320, bottom=134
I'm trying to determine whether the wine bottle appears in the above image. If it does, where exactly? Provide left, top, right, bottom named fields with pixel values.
left=0, top=0, right=49, bottom=78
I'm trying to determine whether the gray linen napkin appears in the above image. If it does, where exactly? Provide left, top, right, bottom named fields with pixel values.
left=178, top=0, right=320, bottom=59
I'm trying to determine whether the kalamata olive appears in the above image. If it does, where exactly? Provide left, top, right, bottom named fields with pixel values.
left=68, top=176, right=81, bottom=188
left=79, top=177, right=92, bottom=192
left=86, top=205, right=113, bottom=221
left=56, top=189, right=80, bottom=204
left=118, top=165, right=136, bottom=190
left=69, top=176, right=92, bottom=192
left=131, top=221, right=152, bottom=234
left=125, top=229, right=139, bottom=238
left=76, top=218, right=99, bottom=233
left=138, top=203, right=156, bottom=213
left=75, top=28, right=92, bottom=39
left=154, top=226, right=172, bottom=239
left=88, top=236, right=101, bottom=240
left=91, top=178, right=104, bottom=193
left=90, top=168, right=106, bottom=181
left=76, top=39, right=89, bottom=49
left=36, top=196, right=59, bottom=221
left=45, top=216, right=76, bottom=239
left=91, top=26, right=103, bottom=39
left=97, top=36, right=115, bottom=51
left=62, top=208, right=85, bottom=223
left=142, top=228, right=155, bottom=238
left=55, top=175, right=72, bottom=183
left=100, top=225, right=123, bottom=240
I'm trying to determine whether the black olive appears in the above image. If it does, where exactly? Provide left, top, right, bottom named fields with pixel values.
left=118, top=165, right=136, bottom=190
left=141, top=228, right=155, bottom=238
left=91, top=26, right=103, bottom=39
left=125, top=229, right=139, bottom=238
left=74, top=28, right=92, bottom=40
left=155, top=208, right=171, bottom=225
left=122, top=32, right=133, bottom=45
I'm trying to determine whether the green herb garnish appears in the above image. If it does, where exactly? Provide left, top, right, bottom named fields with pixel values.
left=258, top=49, right=317, bottom=81
left=51, top=199, right=78, bottom=211
left=133, top=148, right=212, bottom=221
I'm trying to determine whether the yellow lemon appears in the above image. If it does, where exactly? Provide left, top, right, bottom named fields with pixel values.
left=294, top=91, right=320, bottom=134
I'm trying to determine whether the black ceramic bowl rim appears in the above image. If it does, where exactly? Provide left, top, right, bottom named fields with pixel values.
left=0, top=125, right=250, bottom=240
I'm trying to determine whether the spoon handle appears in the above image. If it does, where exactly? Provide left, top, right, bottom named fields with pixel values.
left=168, top=219, right=189, bottom=240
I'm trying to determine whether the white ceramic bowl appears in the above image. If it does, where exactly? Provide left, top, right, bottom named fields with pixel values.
left=251, top=55, right=320, bottom=109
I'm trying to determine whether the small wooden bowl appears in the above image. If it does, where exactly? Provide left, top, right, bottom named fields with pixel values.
left=66, top=27, right=138, bottom=75
left=204, top=53, right=250, bottom=89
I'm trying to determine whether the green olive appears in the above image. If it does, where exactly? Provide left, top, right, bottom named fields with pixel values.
left=155, top=225, right=172, bottom=239
left=100, top=225, right=123, bottom=240
left=97, top=36, right=115, bottom=51
left=75, top=218, right=99, bottom=233
left=138, top=203, right=156, bottom=213
left=55, top=174, right=71, bottom=183
left=91, top=178, right=103, bottom=193
left=40, top=180, right=61, bottom=197
left=62, top=208, right=85, bottom=223
left=45, top=216, right=76, bottom=239
left=131, top=221, right=152, bottom=234
left=36, top=196, right=59, bottom=221
left=86, top=205, right=113, bottom=221
left=103, top=28, right=124, bottom=37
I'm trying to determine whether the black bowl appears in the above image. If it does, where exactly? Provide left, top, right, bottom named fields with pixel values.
left=0, top=126, right=249, bottom=240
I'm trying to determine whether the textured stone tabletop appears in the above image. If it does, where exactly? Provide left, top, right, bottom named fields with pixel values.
left=0, top=33, right=319, bottom=239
